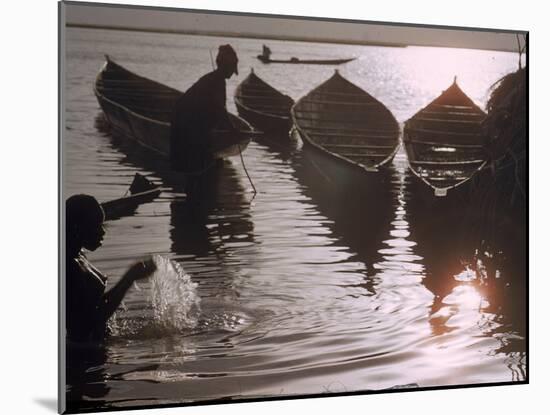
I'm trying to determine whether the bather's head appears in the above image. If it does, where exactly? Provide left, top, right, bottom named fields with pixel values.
left=66, top=194, right=106, bottom=254
left=216, top=44, right=239, bottom=79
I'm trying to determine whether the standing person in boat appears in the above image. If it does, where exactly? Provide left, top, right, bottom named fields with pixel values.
left=170, top=44, right=239, bottom=192
left=261, top=44, right=271, bottom=61
left=66, top=194, right=156, bottom=342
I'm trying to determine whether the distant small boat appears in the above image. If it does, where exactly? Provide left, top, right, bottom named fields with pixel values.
left=256, top=44, right=354, bottom=66
left=403, top=78, right=487, bottom=197
left=234, top=69, right=294, bottom=134
left=292, top=70, right=400, bottom=174
left=101, top=173, right=161, bottom=221
left=257, top=55, right=356, bottom=65
left=94, top=55, right=252, bottom=163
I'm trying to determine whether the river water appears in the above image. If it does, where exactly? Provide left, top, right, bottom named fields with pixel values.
left=63, top=27, right=526, bottom=410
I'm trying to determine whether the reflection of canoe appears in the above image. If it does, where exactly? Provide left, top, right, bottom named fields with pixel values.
left=234, top=69, right=294, bottom=134
left=292, top=70, right=400, bottom=174
left=101, top=173, right=161, bottom=220
left=93, top=55, right=252, bottom=161
left=403, top=79, right=487, bottom=197
left=292, top=152, right=394, bottom=269
left=257, top=55, right=355, bottom=65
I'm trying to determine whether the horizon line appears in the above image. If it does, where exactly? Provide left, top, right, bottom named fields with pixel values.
left=66, top=23, right=519, bottom=53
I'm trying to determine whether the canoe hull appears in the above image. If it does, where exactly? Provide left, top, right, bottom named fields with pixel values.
left=96, top=92, right=171, bottom=156
left=256, top=56, right=355, bottom=65
left=234, top=70, right=294, bottom=136
left=291, top=71, right=400, bottom=175
left=101, top=188, right=161, bottom=221
left=235, top=99, right=292, bottom=135
left=403, top=80, right=487, bottom=200
left=293, top=127, right=394, bottom=198
left=292, top=134, right=395, bottom=263
left=94, top=57, right=251, bottom=163
left=406, top=167, right=475, bottom=213
left=100, top=173, right=161, bottom=221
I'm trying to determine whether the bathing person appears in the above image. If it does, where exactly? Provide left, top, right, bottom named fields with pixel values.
left=169, top=44, right=239, bottom=177
left=65, top=194, right=156, bottom=342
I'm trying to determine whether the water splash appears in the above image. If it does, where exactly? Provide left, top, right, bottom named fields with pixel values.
left=150, top=255, right=201, bottom=331
left=109, top=256, right=201, bottom=337
left=108, top=301, right=137, bottom=337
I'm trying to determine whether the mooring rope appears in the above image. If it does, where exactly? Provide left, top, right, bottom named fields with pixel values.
left=238, top=143, right=257, bottom=194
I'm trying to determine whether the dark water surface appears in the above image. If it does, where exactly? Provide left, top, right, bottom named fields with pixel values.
left=63, top=27, right=526, bottom=410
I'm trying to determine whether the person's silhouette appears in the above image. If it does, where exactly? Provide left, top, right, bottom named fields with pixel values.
left=65, top=194, right=156, bottom=342
left=169, top=44, right=239, bottom=179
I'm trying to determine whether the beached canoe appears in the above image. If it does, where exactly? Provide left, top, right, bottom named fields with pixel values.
left=292, top=70, right=400, bottom=174
left=234, top=69, right=294, bottom=134
left=101, top=173, right=161, bottom=221
left=403, top=78, right=487, bottom=197
left=94, top=55, right=252, bottom=161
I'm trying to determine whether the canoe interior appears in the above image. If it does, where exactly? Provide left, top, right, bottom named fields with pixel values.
left=95, top=58, right=180, bottom=123
left=292, top=70, right=400, bottom=170
left=235, top=70, right=294, bottom=117
left=209, top=115, right=252, bottom=158
left=403, top=81, right=487, bottom=192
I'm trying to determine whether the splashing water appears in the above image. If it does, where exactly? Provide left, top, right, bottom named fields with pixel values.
left=109, top=256, right=201, bottom=337
left=150, top=255, right=201, bottom=331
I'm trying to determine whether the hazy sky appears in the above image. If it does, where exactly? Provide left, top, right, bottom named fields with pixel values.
left=64, top=2, right=526, bottom=52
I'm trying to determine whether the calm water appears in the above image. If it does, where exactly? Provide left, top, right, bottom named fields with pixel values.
left=63, top=27, right=526, bottom=410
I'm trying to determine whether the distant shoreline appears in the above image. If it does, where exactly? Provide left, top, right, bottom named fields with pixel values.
left=66, top=23, right=408, bottom=48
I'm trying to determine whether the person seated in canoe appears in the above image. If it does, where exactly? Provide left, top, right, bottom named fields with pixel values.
left=66, top=194, right=156, bottom=342
left=170, top=44, right=239, bottom=177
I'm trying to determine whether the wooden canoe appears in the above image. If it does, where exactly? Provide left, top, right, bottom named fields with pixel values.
left=234, top=69, right=294, bottom=134
left=94, top=55, right=252, bottom=162
left=403, top=79, right=487, bottom=197
left=101, top=173, right=161, bottom=220
left=291, top=70, right=400, bottom=174
left=257, top=55, right=355, bottom=65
